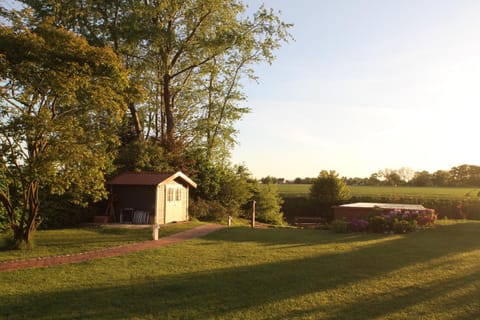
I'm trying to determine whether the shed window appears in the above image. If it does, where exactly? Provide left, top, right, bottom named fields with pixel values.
left=167, top=187, right=174, bottom=202
left=175, top=188, right=182, bottom=201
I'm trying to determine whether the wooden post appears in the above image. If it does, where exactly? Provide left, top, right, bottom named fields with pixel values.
left=152, top=223, right=159, bottom=240
left=228, top=215, right=232, bottom=227
left=251, top=200, right=256, bottom=228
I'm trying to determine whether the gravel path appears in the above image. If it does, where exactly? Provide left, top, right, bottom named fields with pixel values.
left=0, top=224, right=225, bottom=272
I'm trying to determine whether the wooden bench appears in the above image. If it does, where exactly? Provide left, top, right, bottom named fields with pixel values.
left=294, top=216, right=326, bottom=228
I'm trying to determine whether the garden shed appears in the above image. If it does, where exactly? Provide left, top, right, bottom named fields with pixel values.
left=333, top=202, right=427, bottom=220
left=108, top=171, right=197, bottom=225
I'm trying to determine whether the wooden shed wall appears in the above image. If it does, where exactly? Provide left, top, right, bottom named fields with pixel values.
left=164, top=181, right=188, bottom=223
left=156, top=184, right=165, bottom=224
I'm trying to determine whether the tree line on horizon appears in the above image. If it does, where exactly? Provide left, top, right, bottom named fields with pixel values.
left=262, top=164, right=480, bottom=188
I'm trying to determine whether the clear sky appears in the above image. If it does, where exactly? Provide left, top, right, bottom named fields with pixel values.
left=232, top=0, right=480, bottom=180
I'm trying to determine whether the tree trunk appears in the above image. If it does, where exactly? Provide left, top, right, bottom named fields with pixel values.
left=163, top=73, right=175, bottom=151
left=12, top=180, right=40, bottom=249
left=128, top=102, right=143, bottom=139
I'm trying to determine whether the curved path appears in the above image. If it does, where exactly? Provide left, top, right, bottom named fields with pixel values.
left=0, top=224, right=225, bottom=272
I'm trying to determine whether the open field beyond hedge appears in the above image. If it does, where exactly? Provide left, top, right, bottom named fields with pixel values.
left=278, top=184, right=480, bottom=200
left=1, top=221, right=480, bottom=319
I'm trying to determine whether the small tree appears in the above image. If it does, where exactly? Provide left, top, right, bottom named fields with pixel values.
left=189, top=158, right=255, bottom=221
left=253, top=183, right=284, bottom=225
left=310, top=170, right=351, bottom=203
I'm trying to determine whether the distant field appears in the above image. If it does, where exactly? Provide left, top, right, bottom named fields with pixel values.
left=278, top=184, right=480, bottom=200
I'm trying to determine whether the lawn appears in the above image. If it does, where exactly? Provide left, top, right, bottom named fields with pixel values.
left=1, top=221, right=479, bottom=319
left=0, top=222, right=202, bottom=262
left=278, top=184, right=480, bottom=200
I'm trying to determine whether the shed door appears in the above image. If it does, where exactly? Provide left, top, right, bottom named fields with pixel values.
left=165, top=186, right=186, bottom=223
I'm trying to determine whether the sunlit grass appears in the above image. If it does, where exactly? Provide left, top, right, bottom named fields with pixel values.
left=0, top=222, right=203, bottom=262
left=1, top=221, right=480, bottom=319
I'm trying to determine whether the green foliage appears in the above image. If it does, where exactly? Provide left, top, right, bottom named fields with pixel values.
left=189, top=198, right=229, bottom=222
left=189, top=158, right=255, bottom=220
left=331, top=219, right=349, bottom=233
left=393, top=220, right=417, bottom=234
left=310, top=170, right=351, bottom=203
left=367, top=215, right=387, bottom=233
left=218, top=165, right=254, bottom=215
left=0, top=2, right=293, bottom=234
left=253, top=183, right=284, bottom=225
left=281, top=197, right=334, bottom=223
left=0, top=209, right=7, bottom=232
left=115, top=139, right=172, bottom=173
left=38, top=192, right=94, bottom=229
left=24, top=0, right=292, bottom=158
left=0, top=11, right=128, bottom=248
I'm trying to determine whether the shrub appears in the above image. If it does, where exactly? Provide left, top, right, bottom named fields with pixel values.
left=282, top=197, right=334, bottom=223
left=393, top=220, right=417, bottom=234
left=368, top=215, right=387, bottom=233
left=253, top=183, right=284, bottom=225
left=349, top=218, right=369, bottom=232
left=417, top=209, right=437, bottom=227
left=332, top=219, right=349, bottom=233
left=331, top=208, right=435, bottom=234
left=189, top=198, right=230, bottom=221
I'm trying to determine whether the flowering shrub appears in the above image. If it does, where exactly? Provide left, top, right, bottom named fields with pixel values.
left=417, top=209, right=437, bottom=227
left=332, top=207, right=437, bottom=234
left=349, top=218, right=369, bottom=232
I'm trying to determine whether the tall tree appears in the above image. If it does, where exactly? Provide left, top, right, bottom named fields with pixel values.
left=0, top=11, right=127, bottom=248
left=134, top=0, right=291, bottom=153
left=22, top=0, right=292, bottom=159
left=410, top=171, right=433, bottom=186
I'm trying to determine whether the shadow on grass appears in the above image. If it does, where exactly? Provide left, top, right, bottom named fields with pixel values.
left=204, top=226, right=390, bottom=248
left=1, top=223, right=480, bottom=319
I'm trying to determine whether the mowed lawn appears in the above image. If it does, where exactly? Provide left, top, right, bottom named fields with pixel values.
left=0, top=222, right=202, bottom=262
left=278, top=184, right=480, bottom=200
left=1, top=221, right=480, bottom=319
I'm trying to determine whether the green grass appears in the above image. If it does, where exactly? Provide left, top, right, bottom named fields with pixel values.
left=0, top=222, right=202, bottom=262
left=278, top=184, right=480, bottom=200
left=1, top=221, right=480, bottom=319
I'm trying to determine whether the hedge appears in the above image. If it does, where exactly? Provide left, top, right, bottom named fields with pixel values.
left=282, top=196, right=480, bottom=222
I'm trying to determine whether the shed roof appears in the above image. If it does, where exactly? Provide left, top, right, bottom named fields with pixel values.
left=337, top=202, right=425, bottom=210
left=109, top=171, right=197, bottom=188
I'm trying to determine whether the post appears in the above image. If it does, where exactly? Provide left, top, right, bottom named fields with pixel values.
left=152, top=223, right=159, bottom=240
left=251, top=200, right=256, bottom=228
left=228, top=215, right=232, bottom=227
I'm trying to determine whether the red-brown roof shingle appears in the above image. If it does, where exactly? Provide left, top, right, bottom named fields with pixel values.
left=109, top=171, right=196, bottom=188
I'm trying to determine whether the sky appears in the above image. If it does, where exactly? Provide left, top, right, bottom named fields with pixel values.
left=233, top=0, right=480, bottom=180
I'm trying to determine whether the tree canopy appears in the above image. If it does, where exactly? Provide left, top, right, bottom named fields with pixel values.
left=0, top=11, right=128, bottom=248
left=0, top=1, right=292, bottom=247
left=22, top=0, right=292, bottom=162
left=310, top=170, right=351, bottom=204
